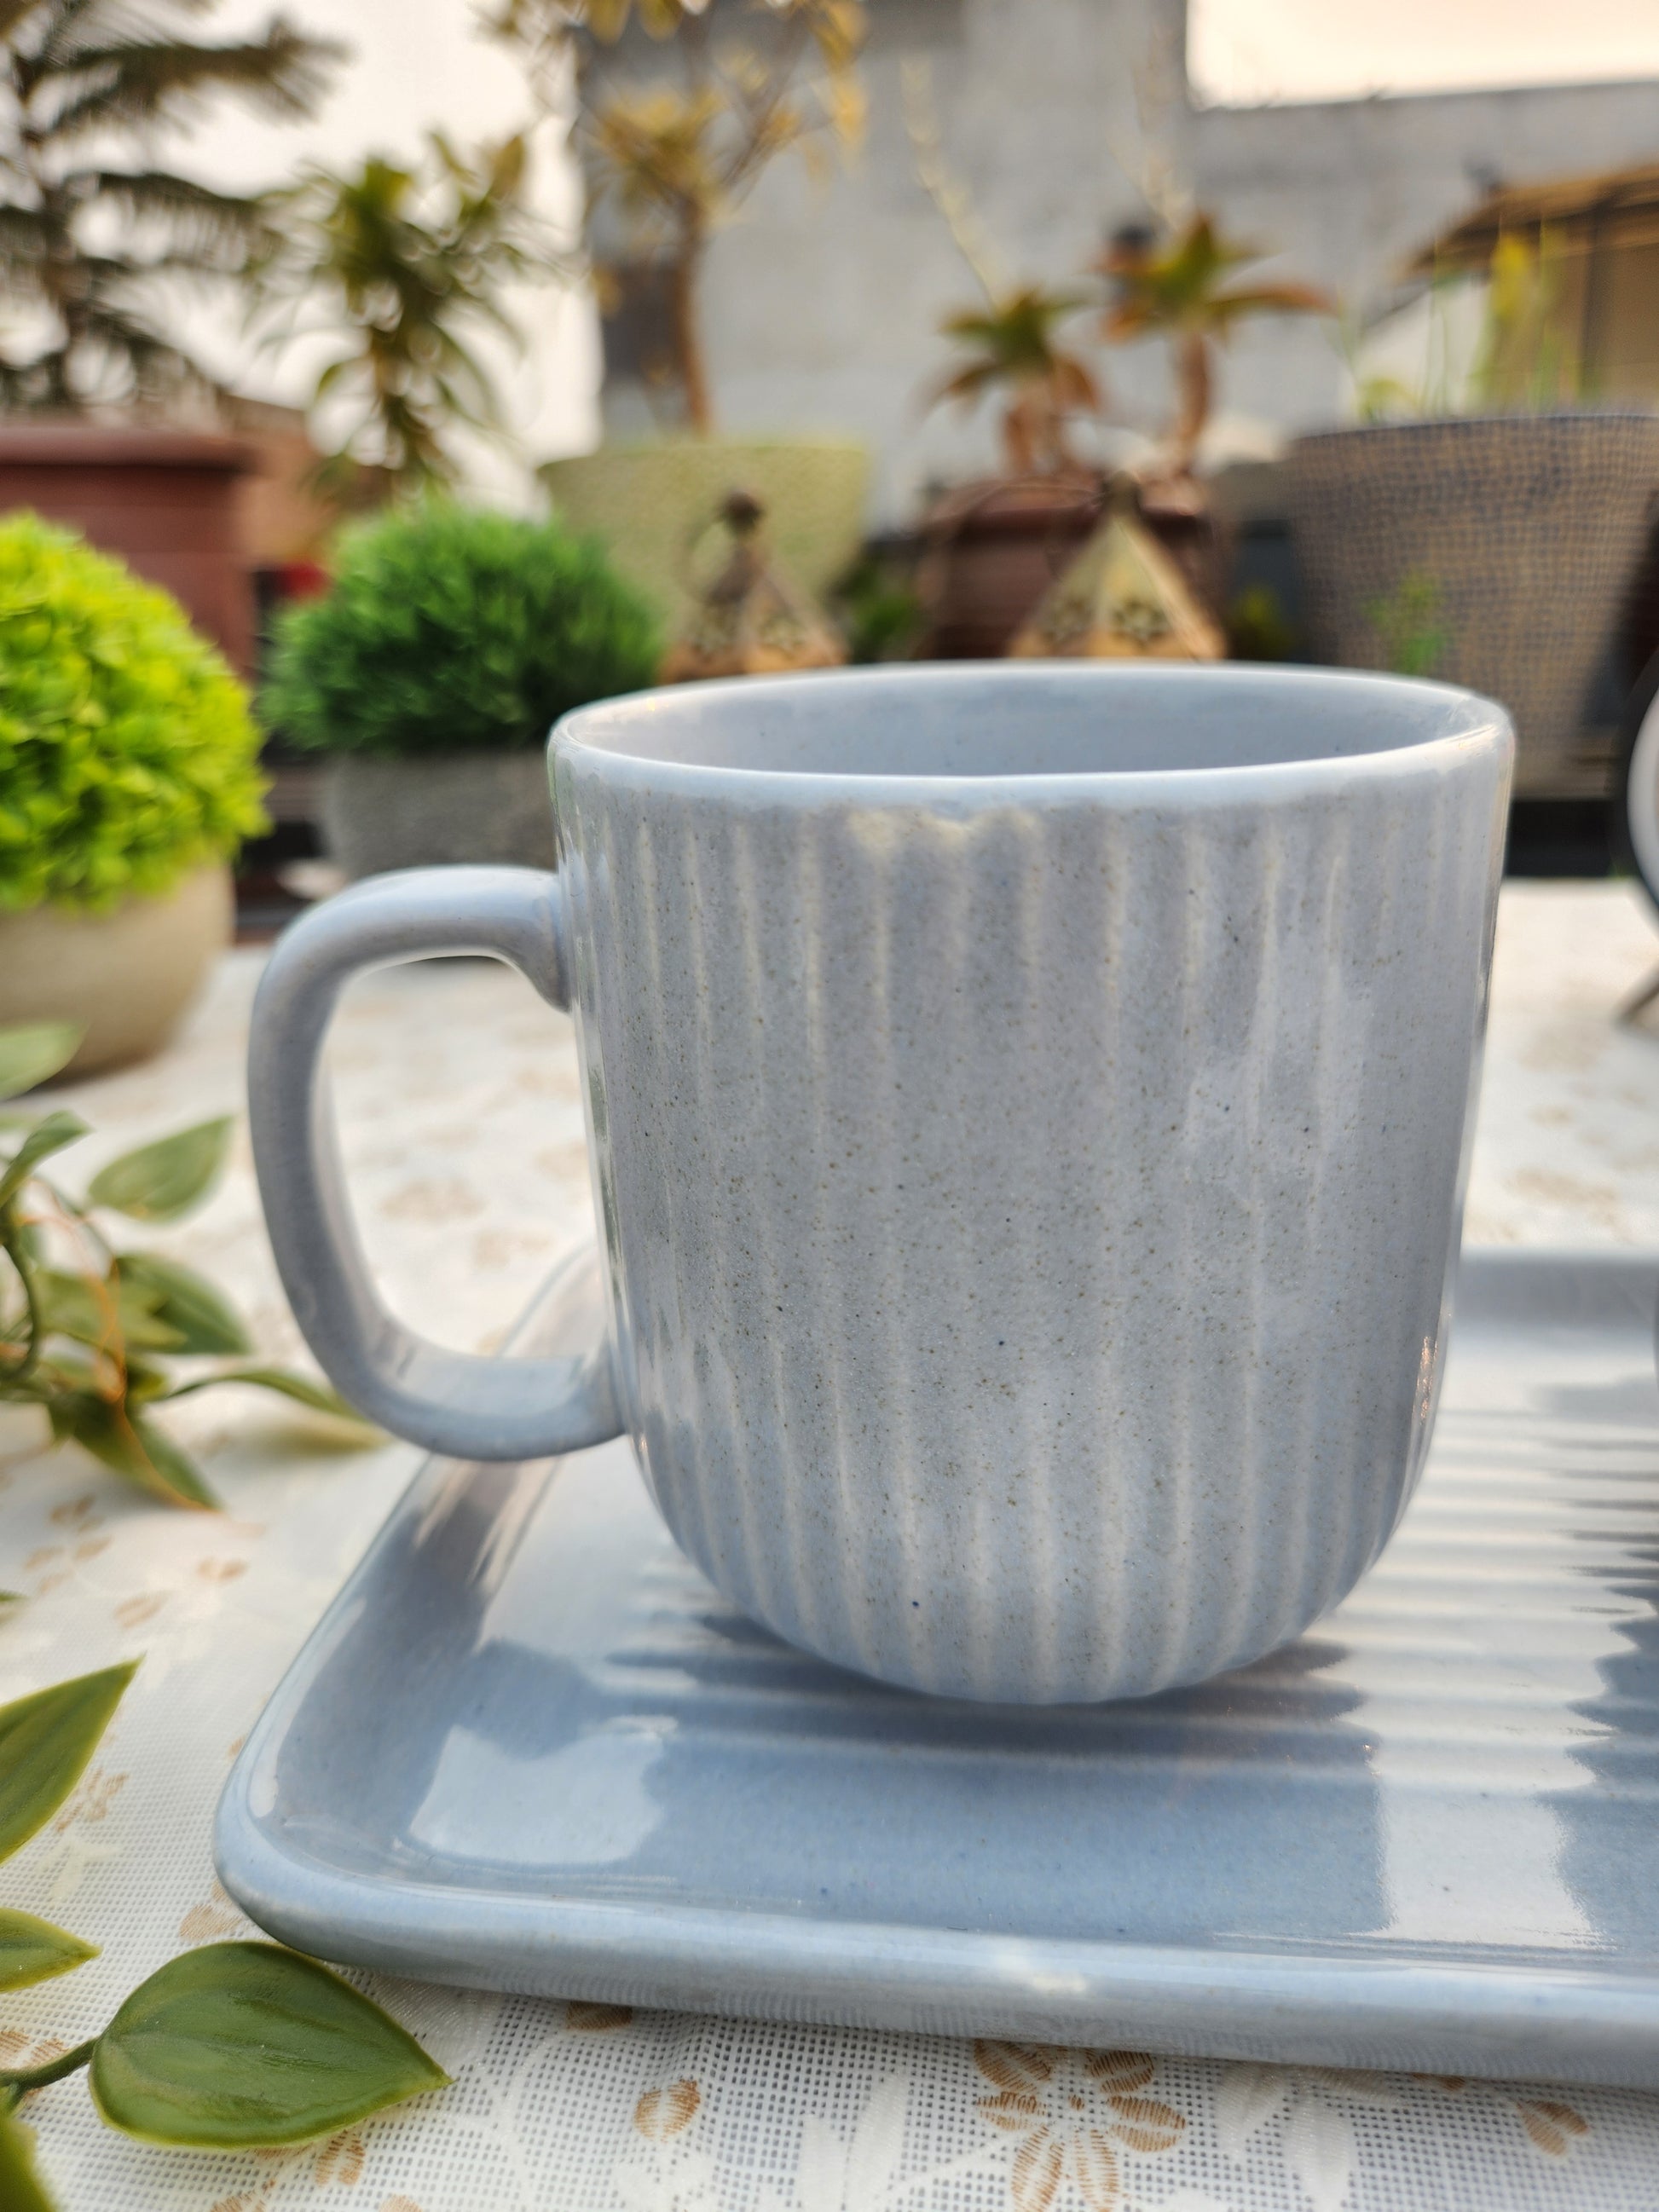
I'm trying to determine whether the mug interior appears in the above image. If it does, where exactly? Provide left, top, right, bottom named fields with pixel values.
left=556, top=664, right=1503, bottom=781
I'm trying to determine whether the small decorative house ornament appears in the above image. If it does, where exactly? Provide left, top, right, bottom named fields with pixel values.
left=660, top=489, right=845, bottom=682
left=1008, top=496, right=1225, bottom=661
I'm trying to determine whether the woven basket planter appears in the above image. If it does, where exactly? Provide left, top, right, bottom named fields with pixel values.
left=1286, top=414, right=1659, bottom=796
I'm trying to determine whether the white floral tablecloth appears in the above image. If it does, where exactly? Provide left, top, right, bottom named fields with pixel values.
left=9, top=883, right=1659, bottom=2212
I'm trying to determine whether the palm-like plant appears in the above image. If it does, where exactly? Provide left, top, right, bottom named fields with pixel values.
left=933, top=286, right=1101, bottom=476
left=905, top=66, right=1098, bottom=481
left=250, top=132, right=549, bottom=500
left=494, top=0, right=865, bottom=434
left=0, top=0, right=340, bottom=412
left=585, top=83, right=724, bottom=426
left=1099, top=213, right=1329, bottom=473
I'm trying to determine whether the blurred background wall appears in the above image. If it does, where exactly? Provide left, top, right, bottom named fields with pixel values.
left=14, top=0, right=1659, bottom=527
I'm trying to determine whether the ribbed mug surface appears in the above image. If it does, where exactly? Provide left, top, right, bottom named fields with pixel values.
left=552, top=667, right=1512, bottom=1701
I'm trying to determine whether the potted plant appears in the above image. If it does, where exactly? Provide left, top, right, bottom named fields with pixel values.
left=0, top=516, right=267, bottom=1076
left=1288, top=233, right=1659, bottom=797
left=1097, top=211, right=1329, bottom=615
left=260, top=502, right=660, bottom=879
left=0, top=0, right=342, bottom=669
left=493, top=0, right=870, bottom=626
left=916, top=286, right=1109, bottom=657
left=250, top=130, right=551, bottom=503
left=905, top=85, right=1107, bottom=658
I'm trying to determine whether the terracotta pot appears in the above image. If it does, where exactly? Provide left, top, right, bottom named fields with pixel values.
left=0, top=424, right=255, bottom=673
left=919, top=477, right=1105, bottom=659
left=319, top=754, right=557, bottom=880
left=1287, top=413, right=1659, bottom=798
left=0, top=865, right=232, bottom=1078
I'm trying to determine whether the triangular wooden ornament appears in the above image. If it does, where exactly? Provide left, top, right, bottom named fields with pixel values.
left=1008, top=504, right=1225, bottom=661
left=660, top=489, right=845, bottom=683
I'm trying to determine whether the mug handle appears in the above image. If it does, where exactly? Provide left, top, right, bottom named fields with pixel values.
left=248, top=864, right=625, bottom=1462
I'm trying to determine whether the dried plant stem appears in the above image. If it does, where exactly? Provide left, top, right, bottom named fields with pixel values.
left=901, top=61, right=1004, bottom=306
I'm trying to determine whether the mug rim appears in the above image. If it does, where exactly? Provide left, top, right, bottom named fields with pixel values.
left=551, top=661, right=1513, bottom=800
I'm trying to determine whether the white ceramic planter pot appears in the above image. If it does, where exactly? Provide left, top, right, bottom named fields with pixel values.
left=319, top=754, right=557, bottom=880
left=0, top=863, right=231, bottom=1078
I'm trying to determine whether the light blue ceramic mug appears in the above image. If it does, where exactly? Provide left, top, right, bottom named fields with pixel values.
left=250, top=664, right=1512, bottom=1702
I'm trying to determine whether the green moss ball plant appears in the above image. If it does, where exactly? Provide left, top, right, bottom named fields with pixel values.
left=0, top=513, right=268, bottom=913
left=260, top=504, right=662, bottom=757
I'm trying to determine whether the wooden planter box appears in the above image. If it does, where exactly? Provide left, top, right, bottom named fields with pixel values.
left=0, top=424, right=256, bottom=672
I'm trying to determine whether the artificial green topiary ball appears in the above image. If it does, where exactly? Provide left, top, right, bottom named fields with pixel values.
left=259, top=502, right=662, bottom=759
left=0, top=513, right=268, bottom=914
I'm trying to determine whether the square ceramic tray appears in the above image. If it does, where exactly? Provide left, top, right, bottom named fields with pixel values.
left=217, top=1249, right=1659, bottom=2088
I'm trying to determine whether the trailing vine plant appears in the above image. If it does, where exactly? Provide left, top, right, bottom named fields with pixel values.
left=0, top=1663, right=448, bottom=2207
left=0, top=1022, right=369, bottom=1507
left=0, top=1025, right=430, bottom=2194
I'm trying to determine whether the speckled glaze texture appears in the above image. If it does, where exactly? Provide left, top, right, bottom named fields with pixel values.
left=217, top=1248, right=1659, bottom=2084
left=549, top=666, right=1513, bottom=1701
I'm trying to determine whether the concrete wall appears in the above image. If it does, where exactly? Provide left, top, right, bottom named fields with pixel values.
left=1194, top=78, right=1659, bottom=437
left=598, top=0, right=1659, bottom=525
left=596, top=0, right=1193, bottom=519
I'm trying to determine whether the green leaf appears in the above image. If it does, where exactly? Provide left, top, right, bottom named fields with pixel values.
left=90, top=1942, right=450, bottom=2148
left=123, top=1360, right=171, bottom=1406
left=87, top=1118, right=234, bottom=1224
left=114, top=1253, right=251, bottom=1355
left=113, top=1287, right=188, bottom=1352
left=127, top=1417, right=218, bottom=1509
left=162, top=1365, right=373, bottom=1427
left=32, top=1268, right=107, bottom=1348
left=0, top=1114, right=90, bottom=1207
left=32, top=1268, right=165, bottom=1354
left=75, top=1260, right=195, bottom=1352
left=0, top=1661, right=138, bottom=1863
left=32, top=1353, right=101, bottom=1401
left=51, top=1395, right=219, bottom=1509
left=0, top=1909, right=98, bottom=1992
left=0, top=2104, right=56, bottom=2212
left=0, top=1025, right=82, bottom=1103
